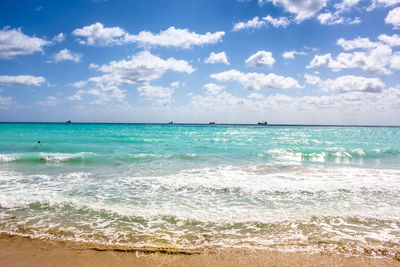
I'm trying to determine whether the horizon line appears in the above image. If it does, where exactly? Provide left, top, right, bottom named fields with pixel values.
left=1, top=122, right=399, bottom=128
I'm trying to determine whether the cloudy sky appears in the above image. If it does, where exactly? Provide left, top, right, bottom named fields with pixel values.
left=0, top=0, right=399, bottom=125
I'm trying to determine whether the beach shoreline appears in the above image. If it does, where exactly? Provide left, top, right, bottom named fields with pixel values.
left=1, top=234, right=399, bottom=267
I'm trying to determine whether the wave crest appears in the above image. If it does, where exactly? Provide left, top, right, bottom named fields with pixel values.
left=0, top=152, right=97, bottom=164
left=258, top=148, right=400, bottom=162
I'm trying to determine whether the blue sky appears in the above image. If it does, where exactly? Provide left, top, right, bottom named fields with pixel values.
left=0, top=0, right=399, bottom=124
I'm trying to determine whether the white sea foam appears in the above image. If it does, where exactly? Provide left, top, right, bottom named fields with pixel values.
left=1, top=164, right=400, bottom=219
left=0, top=163, right=399, bottom=254
left=0, top=154, right=19, bottom=163
left=0, top=152, right=98, bottom=163
left=39, top=152, right=96, bottom=162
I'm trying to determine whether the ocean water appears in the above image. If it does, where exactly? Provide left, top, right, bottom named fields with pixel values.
left=0, top=123, right=399, bottom=256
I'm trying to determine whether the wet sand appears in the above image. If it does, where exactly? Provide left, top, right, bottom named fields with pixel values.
left=0, top=235, right=399, bottom=267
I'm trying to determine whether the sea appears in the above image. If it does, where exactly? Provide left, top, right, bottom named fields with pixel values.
left=0, top=123, right=399, bottom=257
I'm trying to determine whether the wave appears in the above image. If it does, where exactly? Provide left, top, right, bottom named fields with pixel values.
left=0, top=154, right=19, bottom=163
left=0, top=152, right=199, bottom=164
left=0, top=163, right=399, bottom=258
left=1, top=164, right=399, bottom=219
left=0, top=207, right=399, bottom=259
left=122, top=153, right=196, bottom=161
left=1, top=147, right=398, bottom=165
left=258, top=148, right=400, bottom=162
left=0, top=152, right=98, bottom=164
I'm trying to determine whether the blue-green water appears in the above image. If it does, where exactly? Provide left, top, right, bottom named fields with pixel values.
left=0, top=123, right=399, bottom=256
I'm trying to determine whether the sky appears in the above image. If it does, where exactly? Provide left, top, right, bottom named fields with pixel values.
left=0, top=0, right=399, bottom=125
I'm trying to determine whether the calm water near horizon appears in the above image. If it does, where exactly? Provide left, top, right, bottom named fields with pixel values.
left=0, top=123, right=399, bottom=256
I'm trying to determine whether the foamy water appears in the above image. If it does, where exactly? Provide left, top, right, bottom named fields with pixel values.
left=0, top=123, right=399, bottom=257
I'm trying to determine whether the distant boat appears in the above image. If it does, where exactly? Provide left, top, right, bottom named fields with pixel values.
left=209, top=122, right=215, bottom=125
left=66, top=120, right=71, bottom=124
left=168, top=121, right=173, bottom=124
left=257, top=121, right=268, bottom=125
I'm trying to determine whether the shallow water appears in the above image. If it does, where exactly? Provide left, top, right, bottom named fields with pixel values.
left=0, top=123, right=399, bottom=256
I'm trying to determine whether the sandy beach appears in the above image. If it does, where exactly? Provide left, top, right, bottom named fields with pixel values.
left=0, top=235, right=399, bottom=267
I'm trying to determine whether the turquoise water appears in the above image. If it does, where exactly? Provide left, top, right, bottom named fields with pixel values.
left=0, top=123, right=400, bottom=256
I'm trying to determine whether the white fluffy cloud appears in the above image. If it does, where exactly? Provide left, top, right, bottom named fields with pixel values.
left=316, top=0, right=362, bottom=25
left=137, top=84, right=174, bottom=105
left=233, top=17, right=266, bottom=31
left=308, top=54, right=334, bottom=68
left=308, top=37, right=397, bottom=74
left=70, top=81, right=88, bottom=88
left=52, top=33, right=66, bottom=43
left=72, top=22, right=126, bottom=46
left=245, top=51, right=275, bottom=67
left=127, top=26, right=225, bottom=49
left=378, top=34, right=400, bottom=47
left=87, top=85, right=126, bottom=105
left=334, top=0, right=361, bottom=12
left=390, top=52, right=400, bottom=70
left=203, top=83, right=224, bottom=95
left=317, top=0, right=362, bottom=26
left=48, top=49, right=82, bottom=63
left=68, top=90, right=85, bottom=101
left=210, top=69, right=301, bottom=90
left=0, top=27, right=50, bottom=59
left=73, top=23, right=225, bottom=49
left=337, top=37, right=378, bottom=50
left=309, top=34, right=400, bottom=74
left=170, top=81, right=180, bottom=88
left=304, top=73, right=385, bottom=93
left=368, top=0, right=400, bottom=11
left=304, top=73, right=321, bottom=85
left=317, top=12, right=361, bottom=25
left=191, top=91, right=245, bottom=111
left=259, top=0, right=328, bottom=21
left=282, top=50, right=307, bottom=59
left=204, top=51, right=229, bottom=65
left=263, top=15, right=291, bottom=27
left=378, top=0, right=400, bottom=6
left=323, top=75, right=385, bottom=93
left=385, top=7, right=400, bottom=29
left=67, top=86, right=127, bottom=104
left=70, top=51, right=193, bottom=104
left=0, top=75, right=46, bottom=86
left=233, top=15, right=290, bottom=31
left=90, top=51, right=194, bottom=85
left=308, top=49, right=391, bottom=74
left=247, top=92, right=264, bottom=99
left=317, top=13, right=336, bottom=24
